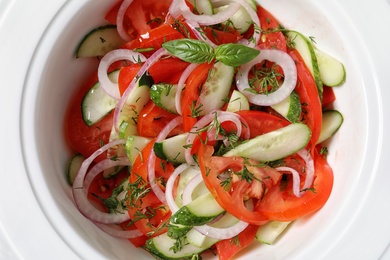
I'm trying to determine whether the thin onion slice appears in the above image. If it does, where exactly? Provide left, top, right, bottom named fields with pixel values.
left=165, top=163, right=193, bottom=213
left=148, top=116, right=184, bottom=204
left=98, top=49, right=146, bottom=100
left=298, top=149, right=315, bottom=192
left=94, top=223, right=143, bottom=239
left=276, top=166, right=301, bottom=198
left=116, top=0, right=134, bottom=41
left=236, top=49, right=297, bottom=106
left=113, top=48, right=168, bottom=131
left=72, top=139, right=132, bottom=224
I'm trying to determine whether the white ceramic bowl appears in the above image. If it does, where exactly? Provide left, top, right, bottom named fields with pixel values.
left=15, top=0, right=387, bottom=259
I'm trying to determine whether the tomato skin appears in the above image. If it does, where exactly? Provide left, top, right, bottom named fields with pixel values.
left=255, top=150, right=333, bottom=221
left=118, top=64, right=142, bottom=96
left=137, top=101, right=183, bottom=138
left=215, top=224, right=259, bottom=260
left=181, top=62, right=215, bottom=132
left=289, top=49, right=322, bottom=149
left=148, top=57, right=190, bottom=84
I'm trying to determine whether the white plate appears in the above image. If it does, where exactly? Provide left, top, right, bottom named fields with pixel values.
left=1, top=0, right=389, bottom=259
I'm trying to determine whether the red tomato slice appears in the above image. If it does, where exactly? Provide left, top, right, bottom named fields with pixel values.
left=203, top=27, right=241, bottom=45
left=256, top=6, right=287, bottom=51
left=198, top=144, right=281, bottom=225
left=137, top=100, right=183, bottom=138
left=127, top=140, right=174, bottom=237
left=148, top=57, right=190, bottom=84
left=215, top=224, right=259, bottom=260
left=255, top=150, right=333, bottom=221
left=181, top=62, right=215, bottom=132
left=289, top=49, right=322, bottom=149
left=106, top=0, right=172, bottom=39
left=118, top=63, right=142, bottom=96
left=322, top=86, right=336, bottom=107
left=122, top=23, right=184, bottom=56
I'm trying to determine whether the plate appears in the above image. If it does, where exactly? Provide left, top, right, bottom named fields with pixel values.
left=0, top=0, right=389, bottom=259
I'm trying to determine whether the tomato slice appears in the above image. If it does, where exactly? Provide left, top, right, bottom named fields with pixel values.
left=106, top=0, right=172, bottom=39
left=118, top=63, right=142, bottom=96
left=255, top=150, right=333, bottom=221
left=198, top=144, right=281, bottom=225
left=181, top=62, right=215, bottom=132
left=215, top=224, right=259, bottom=260
left=122, top=23, right=184, bottom=56
left=289, top=49, right=322, bottom=149
left=322, top=85, right=336, bottom=107
left=127, top=140, right=174, bottom=237
left=137, top=100, right=183, bottom=138
left=256, top=6, right=287, bottom=51
left=148, top=57, right=190, bottom=84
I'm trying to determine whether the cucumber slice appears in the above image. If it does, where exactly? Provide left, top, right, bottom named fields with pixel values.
left=150, top=83, right=178, bottom=114
left=271, top=90, right=301, bottom=123
left=255, top=221, right=291, bottom=245
left=174, top=167, right=201, bottom=207
left=224, top=123, right=311, bottom=162
left=198, top=62, right=234, bottom=116
left=154, top=133, right=188, bottom=164
left=287, top=31, right=323, bottom=99
left=187, top=0, right=213, bottom=15
left=125, top=135, right=151, bottom=164
left=315, top=48, right=346, bottom=87
left=81, top=70, right=119, bottom=126
left=170, top=192, right=225, bottom=226
left=144, top=232, right=217, bottom=259
left=317, top=110, right=344, bottom=144
left=75, top=25, right=126, bottom=58
left=226, top=90, right=250, bottom=112
left=67, top=153, right=85, bottom=185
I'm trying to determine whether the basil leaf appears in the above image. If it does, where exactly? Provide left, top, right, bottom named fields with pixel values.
left=162, top=39, right=215, bottom=64
left=215, top=44, right=260, bottom=67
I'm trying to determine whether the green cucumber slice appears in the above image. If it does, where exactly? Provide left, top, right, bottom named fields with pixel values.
left=198, top=62, right=234, bottom=115
left=226, top=90, right=250, bottom=112
left=224, top=123, right=311, bottom=162
left=315, top=48, right=346, bottom=87
left=317, top=110, right=344, bottom=144
left=174, top=167, right=201, bottom=207
left=150, top=83, right=178, bottom=114
left=287, top=31, right=323, bottom=99
left=75, top=25, right=126, bottom=58
left=125, top=135, right=151, bottom=164
left=144, top=232, right=217, bottom=259
left=170, top=192, right=225, bottom=226
left=187, top=0, right=214, bottom=15
left=271, top=90, right=301, bottom=123
left=81, top=70, right=119, bottom=127
left=255, top=221, right=291, bottom=245
left=154, top=133, right=188, bottom=164
left=67, top=153, right=85, bottom=185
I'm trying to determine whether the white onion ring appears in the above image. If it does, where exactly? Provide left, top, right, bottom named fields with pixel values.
left=116, top=0, right=134, bottom=41
left=72, top=139, right=132, bottom=224
left=182, top=172, right=203, bottom=205
left=148, top=116, right=184, bottom=204
left=184, top=111, right=249, bottom=166
left=98, top=49, right=147, bottom=100
left=175, top=63, right=200, bottom=115
left=236, top=49, right=297, bottom=106
left=165, top=163, right=193, bottom=213
left=94, top=223, right=143, bottom=238
left=113, top=48, right=168, bottom=131
left=276, top=166, right=301, bottom=198
left=298, top=149, right=315, bottom=193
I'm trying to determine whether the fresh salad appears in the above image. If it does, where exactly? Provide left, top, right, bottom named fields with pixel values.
left=65, top=0, right=345, bottom=259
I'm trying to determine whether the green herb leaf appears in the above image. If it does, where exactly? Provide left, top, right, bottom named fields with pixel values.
left=215, top=43, right=260, bottom=67
left=162, top=39, right=215, bottom=64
